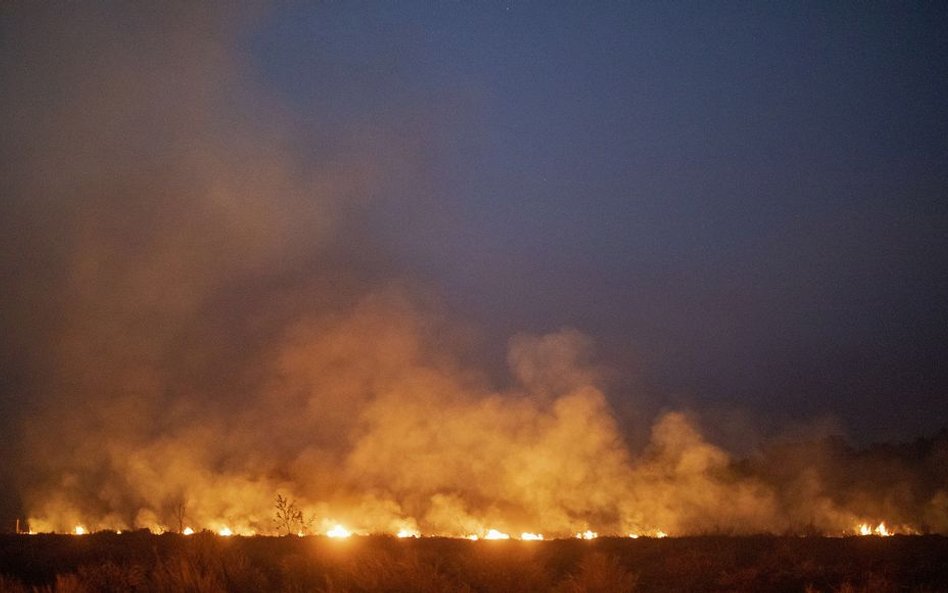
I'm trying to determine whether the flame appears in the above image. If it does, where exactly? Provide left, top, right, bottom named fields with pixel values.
left=857, top=522, right=892, bottom=536
left=74, top=526, right=86, bottom=535
left=218, top=527, right=233, bottom=536
left=575, top=530, right=598, bottom=540
left=655, top=530, right=668, bottom=538
left=483, top=529, right=510, bottom=540
left=396, top=528, right=420, bottom=538
left=466, top=534, right=479, bottom=540
left=326, top=525, right=352, bottom=538
left=182, top=527, right=194, bottom=535
left=520, top=532, right=544, bottom=541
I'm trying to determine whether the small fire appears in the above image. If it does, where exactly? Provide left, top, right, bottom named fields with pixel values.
left=326, top=525, right=352, bottom=538
left=218, top=527, right=233, bottom=536
left=857, top=522, right=892, bottom=536
left=466, top=534, right=479, bottom=541
left=483, top=529, right=510, bottom=540
left=74, top=526, right=86, bottom=535
left=575, top=530, right=598, bottom=540
left=520, top=532, right=544, bottom=541
left=182, top=527, right=194, bottom=535
left=655, top=530, right=668, bottom=538
left=396, top=528, right=420, bottom=538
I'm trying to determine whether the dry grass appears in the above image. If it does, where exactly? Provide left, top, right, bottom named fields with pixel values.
left=0, top=534, right=945, bottom=593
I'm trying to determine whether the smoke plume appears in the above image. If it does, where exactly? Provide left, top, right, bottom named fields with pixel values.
left=1, top=4, right=945, bottom=536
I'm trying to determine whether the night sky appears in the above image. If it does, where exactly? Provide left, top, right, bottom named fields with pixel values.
left=247, top=2, right=948, bottom=440
left=1, top=3, right=947, bottom=526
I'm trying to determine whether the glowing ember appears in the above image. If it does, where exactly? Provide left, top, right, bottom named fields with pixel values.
left=182, top=527, right=194, bottom=535
left=483, top=529, right=510, bottom=540
left=520, top=532, right=544, bottom=541
left=576, top=530, right=598, bottom=540
left=396, top=528, right=420, bottom=538
left=628, top=533, right=640, bottom=539
left=326, top=525, right=352, bottom=538
left=218, top=527, right=233, bottom=536
left=74, top=526, right=86, bottom=535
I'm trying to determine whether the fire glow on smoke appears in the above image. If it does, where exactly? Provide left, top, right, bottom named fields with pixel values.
left=5, top=2, right=947, bottom=547
left=20, top=317, right=938, bottom=540
left=47, top=522, right=906, bottom=539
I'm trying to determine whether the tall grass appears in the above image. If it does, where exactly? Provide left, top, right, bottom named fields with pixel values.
left=0, top=534, right=945, bottom=593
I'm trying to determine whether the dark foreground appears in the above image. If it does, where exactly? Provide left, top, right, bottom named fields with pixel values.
left=1, top=533, right=946, bottom=593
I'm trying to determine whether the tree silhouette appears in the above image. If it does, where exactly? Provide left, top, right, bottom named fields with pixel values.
left=273, top=494, right=309, bottom=536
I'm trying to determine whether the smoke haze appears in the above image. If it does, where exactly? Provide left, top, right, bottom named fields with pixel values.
left=1, top=4, right=946, bottom=535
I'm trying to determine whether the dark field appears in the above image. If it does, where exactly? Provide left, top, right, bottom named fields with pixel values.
left=1, top=533, right=946, bottom=593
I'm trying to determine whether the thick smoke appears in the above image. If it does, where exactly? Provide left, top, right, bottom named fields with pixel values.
left=2, top=5, right=945, bottom=536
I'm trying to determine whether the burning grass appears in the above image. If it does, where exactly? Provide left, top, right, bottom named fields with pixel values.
left=0, top=533, right=946, bottom=593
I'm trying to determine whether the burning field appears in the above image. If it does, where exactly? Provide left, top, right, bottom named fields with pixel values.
left=10, top=301, right=948, bottom=539
left=2, top=4, right=948, bottom=591
left=1, top=531, right=947, bottom=593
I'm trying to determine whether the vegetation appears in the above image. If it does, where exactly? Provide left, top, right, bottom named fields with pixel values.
left=0, top=533, right=945, bottom=593
left=273, top=494, right=311, bottom=537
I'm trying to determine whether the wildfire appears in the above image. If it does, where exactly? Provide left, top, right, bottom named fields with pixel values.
left=74, top=526, right=86, bottom=535
left=182, top=527, right=194, bottom=535
left=396, top=528, right=420, bottom=538
left=483, top=529, right=510, bottom=540
left=857, top=522, right=893, bottom=536
left=326, top=525, right=352, bottom=538
left=520, top=532, right=544, bottom=541
left=575, top=530, right=598, bottom=540
left=218, top=527, right=233, bottom=536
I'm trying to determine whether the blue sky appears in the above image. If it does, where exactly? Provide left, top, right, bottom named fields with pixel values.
left=239, top=2, right=948, bottom=440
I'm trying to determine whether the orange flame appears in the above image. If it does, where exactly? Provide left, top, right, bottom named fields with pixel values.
left=326, top=525, right=352, bottom=538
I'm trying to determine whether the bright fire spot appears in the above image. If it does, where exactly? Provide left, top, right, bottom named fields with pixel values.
left=218, top=527, right=233, bottom=537
left=520, top=532, right=544, bottom=541
left=396, top=529, right=419, bottom=538
left=628, top=533, right=640, bottom=539
left=576, top=530, right=598, bottom=540
left=466, top=534, right=479, bottom=541
left=483, top=529, right=510, bottom=540
left=74, top=526, right=86, bottom=535
left=858, top=522, right=893, bottom=536
left=297, top=531, right=305, bottom=537
left=655, top=530, right=668, bottom=538
left=182, top=527, right=194, bottom=535
left=326, top=525, right=352, bottom=538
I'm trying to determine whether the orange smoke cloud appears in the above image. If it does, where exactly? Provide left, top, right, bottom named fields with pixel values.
left=3, top=4, right=946, bottom=538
